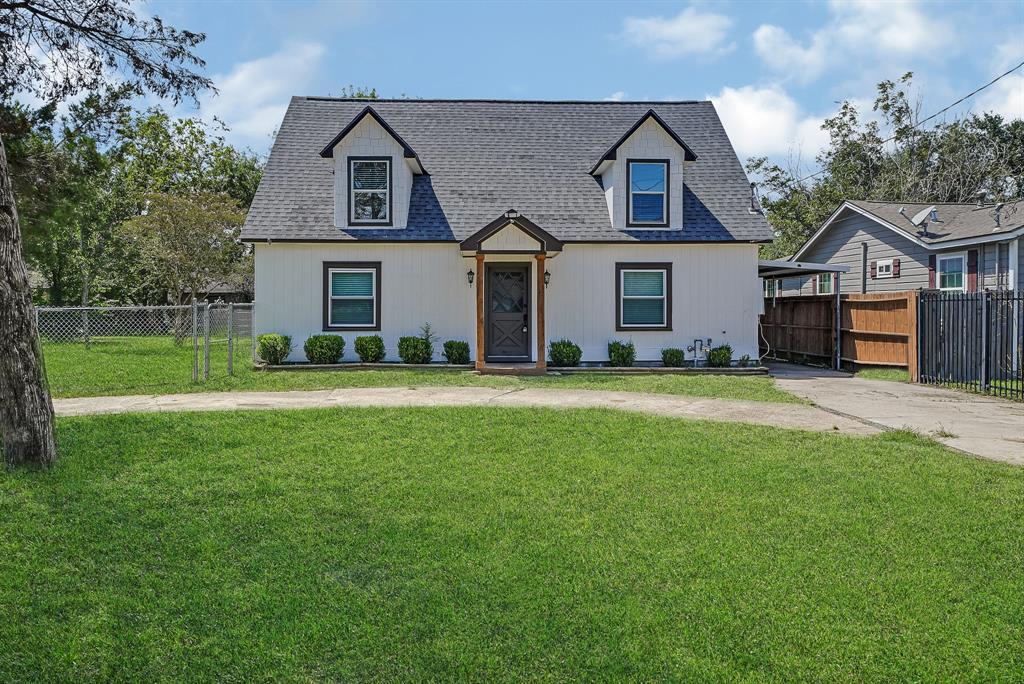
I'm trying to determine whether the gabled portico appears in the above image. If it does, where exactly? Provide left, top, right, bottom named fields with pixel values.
left=459, top=210, right=563, bottom=371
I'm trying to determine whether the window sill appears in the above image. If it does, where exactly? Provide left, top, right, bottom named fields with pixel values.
left=615, top=326, right=672, bottom=332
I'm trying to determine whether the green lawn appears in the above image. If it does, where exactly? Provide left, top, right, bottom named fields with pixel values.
left=2, top=408, right=1022, bottom=681
left=855, top=366, right=910, bottom=382
left=42, top=336, right=798, bottom=403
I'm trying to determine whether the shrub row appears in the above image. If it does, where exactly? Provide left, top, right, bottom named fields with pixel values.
left=545, top=339, right=745, bottom=368
left=257, top=323, right=471, bottom=366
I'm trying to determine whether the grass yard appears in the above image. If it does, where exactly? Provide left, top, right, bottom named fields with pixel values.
left=855, top=366, right=910, bottom=382
left=42, top=336, right=798, bottom=403
left=2, top=407, right=1022, bottom=681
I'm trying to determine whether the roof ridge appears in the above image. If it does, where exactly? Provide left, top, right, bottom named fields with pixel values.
left=853, top=199, right=1016, bottom=207
left=299, top=96, right=708, bottom=105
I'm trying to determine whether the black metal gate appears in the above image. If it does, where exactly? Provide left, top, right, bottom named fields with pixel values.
left=919, top=291, right=1023, bottom=400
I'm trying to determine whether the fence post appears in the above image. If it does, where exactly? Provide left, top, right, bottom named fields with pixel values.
left=203, top=303, right=211, bottom=381
left=227, top=303, right=234, bottom=376
left=980, top=292, right=989, bottom=392
left=192, top=300, right=199, bottom=382
left=251, top=303, right=258, bottom=364
left=834, top=273, right=842, bottom=370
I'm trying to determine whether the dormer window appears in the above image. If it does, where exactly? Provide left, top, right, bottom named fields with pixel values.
left=349, top=157, right=391, bottom=225
left=627, top=160, right=669, bottom=227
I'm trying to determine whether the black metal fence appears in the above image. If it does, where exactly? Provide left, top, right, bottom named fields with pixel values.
left=919, top=291, right=1023, bottom=400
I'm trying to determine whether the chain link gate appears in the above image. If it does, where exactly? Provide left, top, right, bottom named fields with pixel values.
left=37, top=303, right=255, bottom=395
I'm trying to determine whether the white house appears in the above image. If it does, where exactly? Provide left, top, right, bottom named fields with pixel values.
left=242, top=98, right=773, bottom=368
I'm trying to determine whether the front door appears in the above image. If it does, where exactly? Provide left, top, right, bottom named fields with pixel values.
left=485, top=264, right=530, bottom=361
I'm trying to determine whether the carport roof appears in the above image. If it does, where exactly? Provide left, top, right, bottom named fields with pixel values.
left=758, top=259, right=851, bottom=279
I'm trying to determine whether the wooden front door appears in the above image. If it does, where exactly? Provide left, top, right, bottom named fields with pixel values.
left=485, top=264, right=530, bottom=361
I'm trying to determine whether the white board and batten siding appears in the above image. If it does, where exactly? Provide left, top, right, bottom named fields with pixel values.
left=255, top=242, right=761, bottom=363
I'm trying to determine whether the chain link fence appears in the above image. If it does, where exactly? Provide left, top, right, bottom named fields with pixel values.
left=37, top=303, right=255, bottom=396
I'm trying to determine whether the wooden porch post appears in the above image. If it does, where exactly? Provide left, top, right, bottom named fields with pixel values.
left=536, top=253, right=546, bottom=370
left=475, top=253, right=485, bottom=370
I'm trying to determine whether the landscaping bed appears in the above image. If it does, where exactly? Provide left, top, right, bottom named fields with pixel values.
left=2, top=407, right=1021, bottom=680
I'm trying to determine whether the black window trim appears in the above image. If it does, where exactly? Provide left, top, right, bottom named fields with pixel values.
left=626, top=159, right=670, bottom=228
left=615, top=262, right=673, bottom=331
left=348, top=156, right=393, bottom=227
left=323, top=261, right=382, bottom=331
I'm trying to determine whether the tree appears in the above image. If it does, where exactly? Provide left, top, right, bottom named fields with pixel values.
left=750, top=73, right=1024, bottom=258
left=121, top=191, right=245, bottom=310
left=0, top=0, right=211, bottom=467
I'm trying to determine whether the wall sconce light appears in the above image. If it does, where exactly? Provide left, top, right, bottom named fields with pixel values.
left=466, top=269, right=475, bottom=286
left=544, top=270, right=551, bottom=288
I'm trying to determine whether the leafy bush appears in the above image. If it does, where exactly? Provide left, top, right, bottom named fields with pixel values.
left=548, top=339, right=582, bottom=367
left=257, top=334, right=292, bottom=365
left=707, top=344, right=733, bottom=368
left=739, top=354, right=752, bottom=368
left=303, top=334, right=345, bottom=364
left=443, top=340, right=471, bottom=365
left=661, top=348, right=685, bottom=367
left=607, top=340, right=636, bottom=367
left=354, top=335, right=386, bottom=363
left=398, top=323, right=437, bottom=364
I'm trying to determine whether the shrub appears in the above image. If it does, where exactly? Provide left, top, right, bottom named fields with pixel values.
left=257, top=334, right=292, bottom=365
left=607, top=340, right=636, bottom=367
left=661, top=348, right=685, bottom=367
left=443, top=340, right=471, bottom=365
left=398, top=323, right=437, bottom=364
left=707, top=344, right=733, bottom=368
left=739, top=354, right=752, bottom=368
left=354, top=335, right=386, bottom=363
left=548, top=339, right=582, bottom=367
left=303, top=334, right=345, bottom=364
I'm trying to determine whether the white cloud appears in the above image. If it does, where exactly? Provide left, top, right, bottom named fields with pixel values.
left=200, top=42, right=327, bottom=149
left=604, top=91, right=627, bottom=101
left=754, top=0, right=953, bottom=83
left=975, top=39, right=1024, bottom=121
left=709, top=85, right=830, bottom=162
left=621, top=6, right=734, bottom=59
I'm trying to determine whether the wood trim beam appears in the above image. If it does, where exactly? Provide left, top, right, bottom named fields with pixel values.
left=475, top=253, right=485, bottom=370
left=536, top=253, right=546, bottom=370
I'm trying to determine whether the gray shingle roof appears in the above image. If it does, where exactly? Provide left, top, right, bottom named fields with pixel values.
left=848, top=200, right=1024, bottom=244
left=242, top=98, right=773, bottom=243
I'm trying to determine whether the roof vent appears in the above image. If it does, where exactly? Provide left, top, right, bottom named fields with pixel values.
left=748, top=182, right=763, bottom=215
left=975, top=189, right=989, bottom=207
left=994, top=202, right=1005, bottom=228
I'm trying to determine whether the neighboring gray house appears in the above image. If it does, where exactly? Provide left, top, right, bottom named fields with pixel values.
left=768, top=200, right=1023, bottom=297
left=243, top=98, right=773, bottom=367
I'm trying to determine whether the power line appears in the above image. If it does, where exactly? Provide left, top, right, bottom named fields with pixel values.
left=772, top=58, right=1024, bottom=191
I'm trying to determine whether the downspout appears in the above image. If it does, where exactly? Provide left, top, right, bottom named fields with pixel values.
left=834, top=272, right=842, bottom=371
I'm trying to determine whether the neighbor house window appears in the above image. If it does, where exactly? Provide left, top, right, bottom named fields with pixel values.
left=627, top=160, right=669, bottom=227
left=816, top=273, right=834, bottom=295
left=764, top=278, right=778, bottom=297
left=616, top=263, right=672, bottom=330
left=938, top=254, right=965, bottom=291
left=323, top=262, right=381, bottom=330
left=349, top=157, right=391, bottom=225
left=876, top=259, right=894, bottom=278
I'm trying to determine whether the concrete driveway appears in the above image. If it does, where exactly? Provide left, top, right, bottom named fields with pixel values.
left=771, top=363, right=1024, bottom=465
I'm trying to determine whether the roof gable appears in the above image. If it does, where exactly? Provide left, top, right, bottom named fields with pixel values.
left=318, top=106, right=428, bottom=173
left=588, top=109, right=697, bottom=175
left=459, top=210, right=564, bottom=252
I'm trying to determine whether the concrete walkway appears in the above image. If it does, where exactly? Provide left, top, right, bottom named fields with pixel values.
left=53, top=386, right=877, bottom=436
left=771, top=363, right=1024, bottom=465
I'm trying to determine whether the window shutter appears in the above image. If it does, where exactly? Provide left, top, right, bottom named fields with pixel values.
left=967, top=250, right=979, bottom=292
left=869, top=261, right=877, bottom=279
left=928, top=255, right=936, bottom=288
left=892, top=259, right=900, bottom=277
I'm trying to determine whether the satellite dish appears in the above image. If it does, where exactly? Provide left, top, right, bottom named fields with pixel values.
left=910, top=205, right=936, bottom=226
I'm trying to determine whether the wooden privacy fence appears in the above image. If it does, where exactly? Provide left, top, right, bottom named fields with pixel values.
left=761, top=292, right=918, bottom=376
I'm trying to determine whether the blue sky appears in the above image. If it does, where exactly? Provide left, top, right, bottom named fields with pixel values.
left=153, top=0, right=1023, bottom=172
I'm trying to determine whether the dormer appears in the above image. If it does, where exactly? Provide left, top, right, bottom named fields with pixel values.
left=588, top=110, right=697, bottom=231
left=320, top=106, right=427, bottom=229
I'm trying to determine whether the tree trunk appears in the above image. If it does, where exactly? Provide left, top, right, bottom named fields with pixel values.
left=0, top=134, right=57, bottom=468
